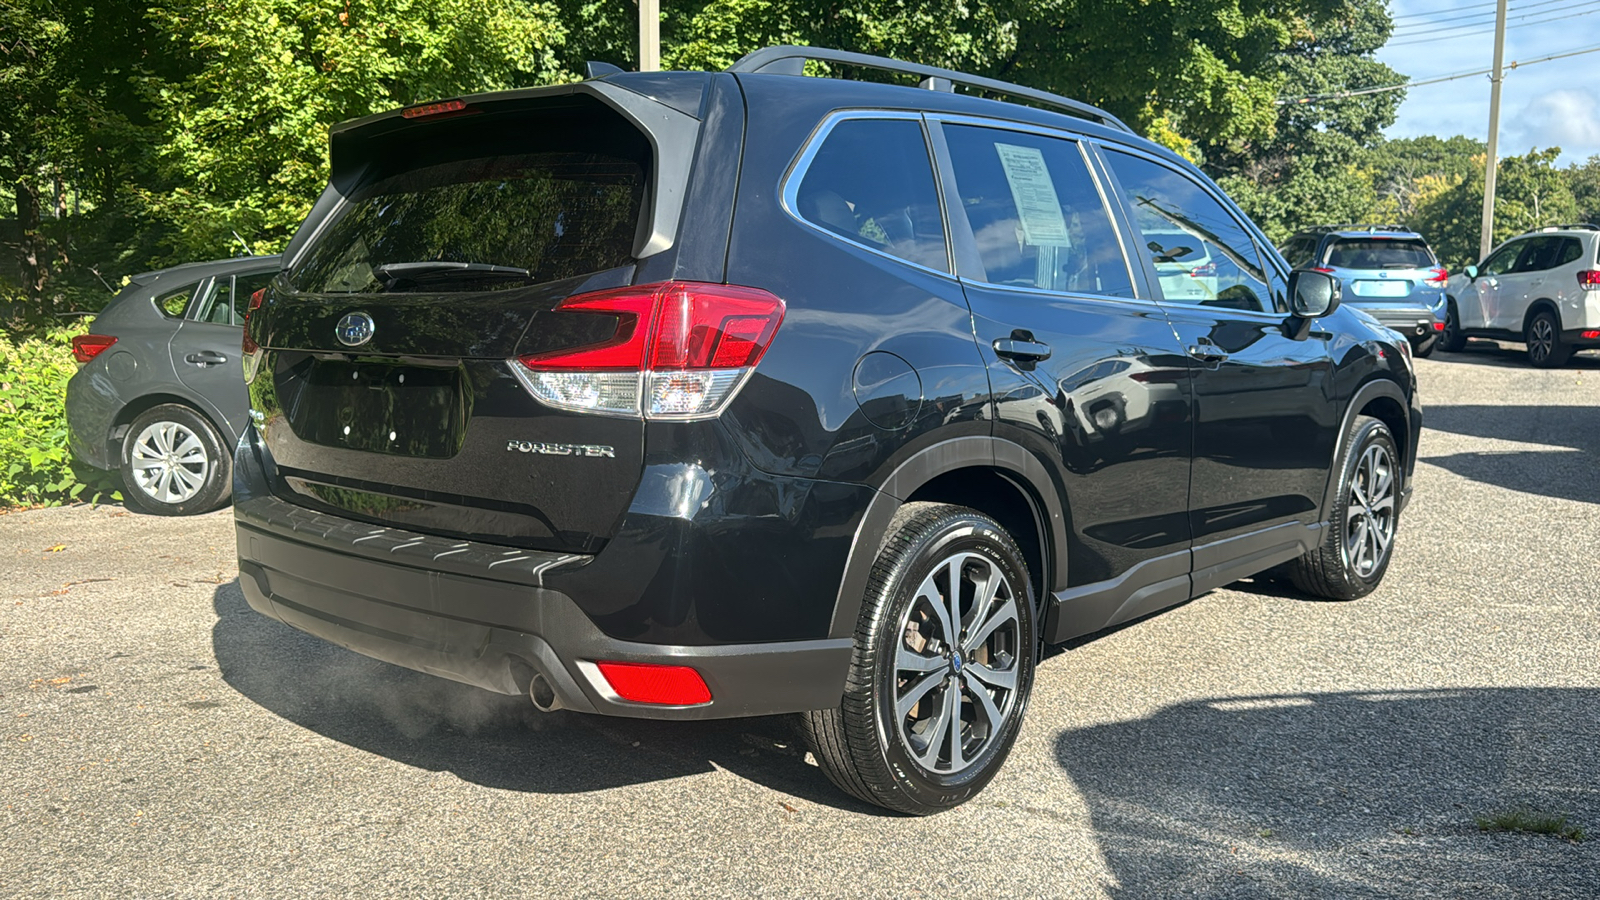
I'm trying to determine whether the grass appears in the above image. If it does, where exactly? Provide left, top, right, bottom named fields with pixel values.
left=1476, top=807, right=1586, bottom=842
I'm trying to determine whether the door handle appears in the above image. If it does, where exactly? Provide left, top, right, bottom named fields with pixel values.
left=993, top=338, right=1052, bottom=363
left=1187, top=344, right=1229, bottom=362
left=185, top=351, right=228, bottom=367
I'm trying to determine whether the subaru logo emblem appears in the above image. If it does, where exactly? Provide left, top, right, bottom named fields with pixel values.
left=335, top=312, right=375, bottom=347
left=951, top=651, right=964, bottom=674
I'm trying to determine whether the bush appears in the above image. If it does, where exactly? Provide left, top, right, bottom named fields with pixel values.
left=0, top=323, right=122, bottom=507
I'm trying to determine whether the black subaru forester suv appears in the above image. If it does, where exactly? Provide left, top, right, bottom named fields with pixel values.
left=235, top=47, right=1421, bottom=814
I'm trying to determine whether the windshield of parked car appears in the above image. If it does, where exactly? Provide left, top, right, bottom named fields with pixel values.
left=1326, top=238, right=1433, bottom=269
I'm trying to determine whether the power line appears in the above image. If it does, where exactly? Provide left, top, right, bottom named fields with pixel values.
left=1392, top=0, right=1499, bottom=19
left=1386, top=5, right=1600, bottom=45
left=1277, top=40, right=1600, bottom=104
left=1391, top=0, right=1593, bottom=31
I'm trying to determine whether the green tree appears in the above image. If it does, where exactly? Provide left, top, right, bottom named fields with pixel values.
left=1564, top=155, right=1600, bottom=227
left=1414, top=147, right=1577, bottom=267
left=1367, top=134, right=1486, bottom=224
left=1208, top=0, right=1402, bottom=242
left=140, top=0, right=571, bottom=263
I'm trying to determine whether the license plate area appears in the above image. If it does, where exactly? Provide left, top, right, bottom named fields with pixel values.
left=278, top=356, right=469, bottom=458
left=1352, top=279, right=1410, bottom=298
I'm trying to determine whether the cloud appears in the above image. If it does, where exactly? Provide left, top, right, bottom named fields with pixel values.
left=1505, top=89, right=1600, bottom=159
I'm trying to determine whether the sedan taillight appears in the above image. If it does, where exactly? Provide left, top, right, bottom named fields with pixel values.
left=241, top=288, right=267, bottom=355
left=70, top=334, right=117, bottom=363
left=514, top=281, right=785, bottom=420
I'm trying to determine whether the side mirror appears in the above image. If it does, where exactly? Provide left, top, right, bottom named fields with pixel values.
left=1288, top=269, right=1341, bottom=318
left=1464, top=265, right=1478, bottom=280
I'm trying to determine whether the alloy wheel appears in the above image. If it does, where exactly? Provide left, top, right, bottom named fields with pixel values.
left=1528, top=316, right=1555, bottom=365
left=130, top=420, right=210, bottom=504
left=1344, top=442, right=1396, bottom=578
left=893, top=551, right=1024, bottom=775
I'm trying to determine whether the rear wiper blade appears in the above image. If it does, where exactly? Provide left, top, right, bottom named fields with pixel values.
left=373, top=261, right=532, bottom=279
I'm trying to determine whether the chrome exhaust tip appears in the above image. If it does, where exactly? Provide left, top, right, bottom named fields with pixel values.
left=529, top=671, right=563, bottom=712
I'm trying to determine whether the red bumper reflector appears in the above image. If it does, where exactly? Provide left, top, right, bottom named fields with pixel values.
left=1582, top=330, right=1600, bottom=340
left=595, top=661, right=712, bottom=705
left=71, top=333, right=117, bottom=363
left=1433, top=321, right=1446, bottom=331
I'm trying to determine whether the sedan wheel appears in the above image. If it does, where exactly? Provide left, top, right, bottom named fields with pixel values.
left=120, top=404, right=232, bottom=515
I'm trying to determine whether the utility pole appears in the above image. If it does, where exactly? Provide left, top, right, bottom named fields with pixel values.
left=639, top=0, right=660, bottom=72
left=1478, top=0, right=1509, bottom=261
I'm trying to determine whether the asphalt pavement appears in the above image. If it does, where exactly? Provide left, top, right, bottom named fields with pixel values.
left=3, top=339, right=1598, bottom=898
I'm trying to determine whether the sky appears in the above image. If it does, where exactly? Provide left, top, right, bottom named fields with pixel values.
left=1375, top=0, right=1600, bottom=164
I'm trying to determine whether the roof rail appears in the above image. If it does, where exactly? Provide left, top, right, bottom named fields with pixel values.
left=1537, top=222, right=1600, bottom=232
left=1304, top=223, right=1413, bottom=234
left=728, top=45, right=1134, bottom=134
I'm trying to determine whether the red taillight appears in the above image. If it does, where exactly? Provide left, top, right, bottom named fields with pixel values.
left=515, top=281, right=785, bottom=419
left=401, top=99, right=470, bottom=120
left=1577, top=270, right=1600, bottom=290
left=70, top=334, right=117, bottom=364
left=594, top=661, right=712, bottom=706
left=241, top=288, right=266, bottom=355
left=1425, top=266, right=1449, bottom=288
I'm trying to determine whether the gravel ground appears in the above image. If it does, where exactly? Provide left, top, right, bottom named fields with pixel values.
left=3, top=340, right=1597, bottom=898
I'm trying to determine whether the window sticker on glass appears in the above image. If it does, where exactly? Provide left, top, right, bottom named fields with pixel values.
left=994, top=143, right=1071, bottom=247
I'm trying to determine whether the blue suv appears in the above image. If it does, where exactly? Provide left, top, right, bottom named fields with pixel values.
left=1280, top=226, right=1449, bottom=357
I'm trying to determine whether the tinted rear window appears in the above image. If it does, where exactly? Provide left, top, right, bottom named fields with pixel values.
left=287, top=151, right=643, bottom=294
left=1326, top=239, right=1434, bottom=269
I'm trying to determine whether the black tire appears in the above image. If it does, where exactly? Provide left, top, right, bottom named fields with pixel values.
left=1525, top=309, right=1572, bottom=368
left=1437, top=300, right=1467, bottom=353
left=1287, top=416, right=1400, bottom=600
left=119, top=404, right=232, bottom=516
left=801, top=502, right=1036, bottom=815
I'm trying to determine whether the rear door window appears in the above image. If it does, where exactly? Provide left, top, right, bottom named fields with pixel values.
left=196, top=277, right=234, bottom=325
left=1510, top=237, right=1554, bottom=274
left=288, top=152, right=646, bottom=294
left=155, top=283, right=199, bottom=318
left=940, top=123, right=1133, bottom=297
left=792, top=118, right=948, bottom=272
left=1326, top=239, right=1434, bottom=269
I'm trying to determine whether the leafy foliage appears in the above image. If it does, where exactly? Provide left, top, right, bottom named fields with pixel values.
left=0, top=324, right=120, bottom=507
left=1413, top=148, right=1579, bottom=267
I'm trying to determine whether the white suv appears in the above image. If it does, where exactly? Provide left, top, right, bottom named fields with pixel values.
left=1442, top=224, right=1600, bottom=366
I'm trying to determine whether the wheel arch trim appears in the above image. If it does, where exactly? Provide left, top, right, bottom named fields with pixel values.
left=1319, top=378, right=1411, bottom=521
left=827, top=436, right=1068, bottom=639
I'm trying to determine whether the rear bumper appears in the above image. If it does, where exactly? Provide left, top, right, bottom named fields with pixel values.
left=232, top=433, right=852, bottom=719
left=65, top=368, right=120, bottom=470
left=1352, top=304, right=1443, bottom=342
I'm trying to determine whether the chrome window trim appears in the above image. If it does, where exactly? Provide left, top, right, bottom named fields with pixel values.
left=779, top=109, right=958, bottom=280
left=926, top=113, right=1142, bottom=301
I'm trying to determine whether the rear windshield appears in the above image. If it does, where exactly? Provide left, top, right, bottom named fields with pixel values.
left=288, top=151, right=645, bottom=294
left=1326, top=238, right=1434, bottom=270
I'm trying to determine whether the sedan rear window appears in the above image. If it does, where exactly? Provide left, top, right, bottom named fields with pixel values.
left=1326, top=239, right=1434, bottom=269
left=288, top=152, right=645, bottom=294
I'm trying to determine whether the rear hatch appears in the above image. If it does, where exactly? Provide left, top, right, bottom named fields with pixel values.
left=246, top=85, right=704, bottom=553
left=1324, top=237, right=1444, bottom=304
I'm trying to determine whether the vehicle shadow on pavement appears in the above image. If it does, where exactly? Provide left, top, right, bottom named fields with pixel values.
left=1434, top=342, right=1600, bottom=370
left=208, top=580, right=889, bottom=814
left=1422, top=405, right=1600, bottom=505
left=1054, top=688, right=1599, bottom=897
